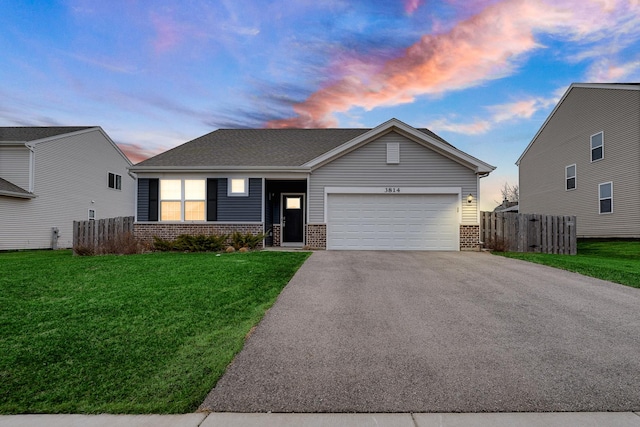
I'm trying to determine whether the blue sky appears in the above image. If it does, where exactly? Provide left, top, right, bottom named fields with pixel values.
left=2, top=0, right=640, bottom=210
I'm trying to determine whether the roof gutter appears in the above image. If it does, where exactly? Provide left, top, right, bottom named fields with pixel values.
left=0, top=190, right=36, bottom=199
left=128, top=165, right=311, bottom=173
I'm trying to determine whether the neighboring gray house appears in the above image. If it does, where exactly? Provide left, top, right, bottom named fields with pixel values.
left=0, top=127, right=135, bottom=250
left=130, top=119, right=495, bottom=250
left=517, top=83, right=640, bottom=238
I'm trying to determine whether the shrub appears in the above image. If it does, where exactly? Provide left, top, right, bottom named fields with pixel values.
left=152, top=234, right=229, bottom=252
left=230, top=231, right=265, bottom=250
left=74, top=232, right=147, bottom=256
left=483, top=237, right=508, bottom=252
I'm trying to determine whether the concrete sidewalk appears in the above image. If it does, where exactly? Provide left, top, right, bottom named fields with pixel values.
left=1, top=412, right=640, bottom=426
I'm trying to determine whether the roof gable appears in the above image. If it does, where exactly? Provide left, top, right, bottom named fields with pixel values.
left=516, top=83, right=640, bottom=165
left=305, top=118, right=495, bottom=174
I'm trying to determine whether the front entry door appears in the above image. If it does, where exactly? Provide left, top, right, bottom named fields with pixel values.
left=282, top=194, right=304, bottom=244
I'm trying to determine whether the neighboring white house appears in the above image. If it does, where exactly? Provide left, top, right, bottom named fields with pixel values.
left=517, top=83, right=640, bottom=238
left=0, top=127, right=135, bottom=250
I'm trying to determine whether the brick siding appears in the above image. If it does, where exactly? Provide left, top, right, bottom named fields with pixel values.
left=305, top=224, right=326, bottom=249
left=272, top=224, right=281, bottom=247
left=460, top=224, right=480, bottom=251
left=134, top=223, right=264, bottom=248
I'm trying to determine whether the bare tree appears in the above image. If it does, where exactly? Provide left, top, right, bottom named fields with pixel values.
left=500, top=182, right=519, bottom=203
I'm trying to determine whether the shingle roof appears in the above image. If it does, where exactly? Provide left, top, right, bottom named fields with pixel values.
left=135, top=128, right=452, bottom=167
left=0, top=177, right=32, bottom=197
left=0, top=127, right=93, bottom=142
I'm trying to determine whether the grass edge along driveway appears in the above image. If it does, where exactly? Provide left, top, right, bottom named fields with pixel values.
left=0, top=250, right=310, bottom=414
left=496, top=239, right=640, bottom=289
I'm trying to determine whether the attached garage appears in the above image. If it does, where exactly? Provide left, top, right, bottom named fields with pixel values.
left=326, top=190, right=460, bottom=251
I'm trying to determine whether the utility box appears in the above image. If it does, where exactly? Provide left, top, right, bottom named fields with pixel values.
left=51, top=227, right=59, bottom=250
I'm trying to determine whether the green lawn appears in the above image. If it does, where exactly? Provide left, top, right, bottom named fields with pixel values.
left=0, top=250, right=310, bottom=414
left=496, top=239, right=640, bottom=288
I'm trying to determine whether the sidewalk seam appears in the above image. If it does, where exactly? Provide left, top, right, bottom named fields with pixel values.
left=197, top=412, right=211, bottom=426
left=410, top=412, right=419, bottom=427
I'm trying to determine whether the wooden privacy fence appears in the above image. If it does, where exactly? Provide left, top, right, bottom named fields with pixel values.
left=73, top=216, right=134, bottom=251
left=481, top=212, right=577, bottom=255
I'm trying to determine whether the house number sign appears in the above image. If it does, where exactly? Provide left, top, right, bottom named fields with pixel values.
left=384, top=187, right=401, bottom=193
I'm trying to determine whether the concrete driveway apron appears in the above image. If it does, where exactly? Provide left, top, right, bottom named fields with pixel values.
left=201, top=251, right=640, bottom=413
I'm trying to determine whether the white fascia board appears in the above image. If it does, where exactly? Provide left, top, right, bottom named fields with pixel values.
left=128, top=165, right=310, bottom=174
left=26, top=127, right=99, bottom=146
left=516, top=83, right=640, bottom=166
left=304, top=117, right=495, bottom=174
left=0, top=141, right=27, bottom=146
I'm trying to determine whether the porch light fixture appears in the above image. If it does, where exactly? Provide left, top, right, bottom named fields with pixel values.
left=467, top=193, right=473, bottom=204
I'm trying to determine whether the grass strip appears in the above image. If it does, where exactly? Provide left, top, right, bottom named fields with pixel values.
left=496, top=239, right=640, bottom=288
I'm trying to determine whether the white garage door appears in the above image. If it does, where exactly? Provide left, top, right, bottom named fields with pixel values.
left=327, top=193, right=459, bottom=250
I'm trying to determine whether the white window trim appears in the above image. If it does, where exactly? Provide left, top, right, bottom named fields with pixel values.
left=565, top=164, right=576, bottom=191
left=160, top=179, right=206, bottom=222
left=590, top=131, right=604, bottom=163
left=228, top=177, right=249, bottom=197
left=88, top=208, right=96, bottom=221
left=598, top=181, right=613, bottom=215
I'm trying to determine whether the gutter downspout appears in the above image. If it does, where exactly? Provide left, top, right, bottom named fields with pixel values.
left=25, top=143, right=35, bottom=193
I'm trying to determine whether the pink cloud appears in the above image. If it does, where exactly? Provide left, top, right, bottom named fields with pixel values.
left=585, top=58, right=640, bottom=81
left=404, top=0, right=424, bottom=15
left=267, top=0, right=640, bottom=128
left=117, top=142, right=162, bottom=164
left=427, top=96, right=561, bottom=135
left=151, top=13, right=183, bottom=53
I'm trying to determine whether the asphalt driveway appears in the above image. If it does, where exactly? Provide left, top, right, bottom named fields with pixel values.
left=200, top=251, right=640, bottom=413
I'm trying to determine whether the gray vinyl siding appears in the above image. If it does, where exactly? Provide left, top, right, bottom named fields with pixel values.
left=0, top=146, right=31, bottom=190
left=0, top=130, right=135, bottom=250
left=309, top=131, right=478, bottom=224
left=519, top=88, right=640, bottom=237
left=217, top=178, right=262, bottom=221
left=137, top=178, right=150, bottom=221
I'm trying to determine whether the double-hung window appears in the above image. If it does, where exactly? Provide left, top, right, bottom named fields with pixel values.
left=184, top=180, right=205, bottom=220
left=160, top=179, right=206, bottom=221
left=108, top=172, right=122, bottom=190
left=160, top=180, right=182, bottom=221
left=591, top=132, right=604, bottom=162
left=599, top=182, right=613, bottom=214
left=565, top=164, right=576, bottom=190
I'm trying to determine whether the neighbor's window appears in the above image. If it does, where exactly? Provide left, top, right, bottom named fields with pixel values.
left=599, top=182, right=612, bottom=214
left=228, top=178, right=248, bottom=196
left=565, top=164, right=576, bottom=190
left=591, top=132, right=604, bottom=162
left=184, top=179, right=205, bottom=221
left=108, top=172, right=122, bottom=190
left=88, top=209, right=96, bottom=221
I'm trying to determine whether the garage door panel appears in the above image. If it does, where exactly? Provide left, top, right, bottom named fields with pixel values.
left=327, top=193, right=459, bottom=251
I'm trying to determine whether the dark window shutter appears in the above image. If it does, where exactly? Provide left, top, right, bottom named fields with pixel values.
left=207, top=178, right=218, bottom=221
left=149, top=179, right=159, bottom=221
